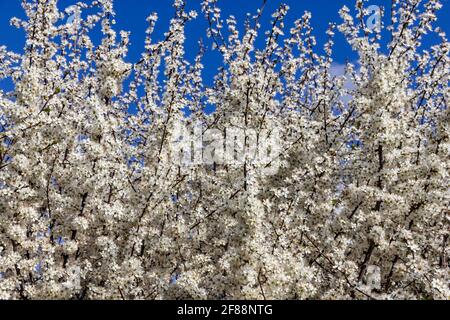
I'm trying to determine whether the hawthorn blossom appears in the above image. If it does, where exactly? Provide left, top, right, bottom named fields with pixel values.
left=0, top=0, right=448, bottom=300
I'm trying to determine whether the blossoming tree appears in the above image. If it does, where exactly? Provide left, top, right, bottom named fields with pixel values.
left=0, top=0, right=448, bottom=299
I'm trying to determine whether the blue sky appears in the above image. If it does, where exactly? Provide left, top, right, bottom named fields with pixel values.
left=0, top=0, right=449, bottom=87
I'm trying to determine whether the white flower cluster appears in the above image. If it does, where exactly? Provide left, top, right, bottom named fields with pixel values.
left=0, top=0, right=448, bottom=300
